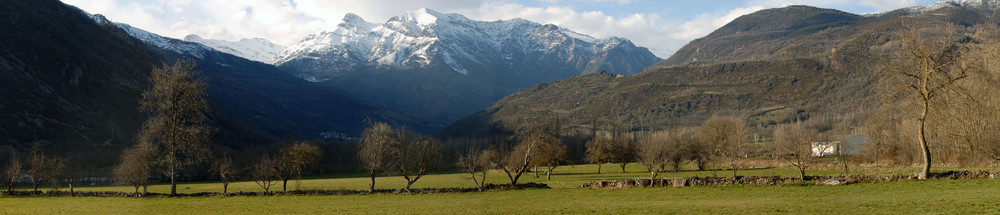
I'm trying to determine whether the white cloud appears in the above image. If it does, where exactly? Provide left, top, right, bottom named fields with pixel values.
left=856, top=0, right=918, bottom=11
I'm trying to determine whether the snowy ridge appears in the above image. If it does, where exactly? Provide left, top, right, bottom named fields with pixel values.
left=86, top=13, right=210, bottom=58
left=901, top=0, right=1000, bottom=14
left=275, top=8, right=652, bottom=79
left=184, top=35, right=285, bottom=63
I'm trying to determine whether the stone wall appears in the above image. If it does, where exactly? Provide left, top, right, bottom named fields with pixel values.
left=582, top=170, right=997, bottom=189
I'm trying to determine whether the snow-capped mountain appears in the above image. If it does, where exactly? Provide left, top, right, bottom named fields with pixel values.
left=184, top=35, right=285, bottom=63
left=274, top=9, right=661, bottom=122
left=900, top=0, right=1000, bottom=14
left=276, top=8, right=660, bottom=82
left=89, top=14, right=212, bottom=58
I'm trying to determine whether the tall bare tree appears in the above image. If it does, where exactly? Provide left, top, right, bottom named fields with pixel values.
left=276, top=142, right=321, bottom=192
left=139, top=61, right=212, bottom=195
left=701, top=116, right=748, bottom=178
left=358, top=121, right=396, bottom=192
left=891, top=23, right=981, bottom=179
left=774, top=123, right=820, bottom=179
left=4, top=155, right=22, bottom=193
left=113, top=142, right=157, bottom=195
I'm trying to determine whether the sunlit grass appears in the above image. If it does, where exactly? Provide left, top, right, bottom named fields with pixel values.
left=3, top=163, right=999, bottom=214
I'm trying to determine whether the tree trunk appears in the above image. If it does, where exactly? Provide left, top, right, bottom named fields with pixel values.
left=731, top=161, right=738, bottom=179
left=799, top=168, right=806, bottom=180
left=471, top=173, right=482, bottom=191
left=33, top=183, right=38, bottom=192
left=650, top=171, right=656, bottom=186
left=620, top=163, right=627, bottom=173
left=134, top=185, right=140, bottom=195
left=597, top=162, right=602, bottom=174
left=546, top=167, right=552, bottom=180
left=282, top=178, right=288, bottom=192
left=368, top=169, right=376, bottom=192
left=223, top=182, right=228, bottom=194
left=169, top=163, right=177, bottom=196
left=534, top=166, right=539, bottom=178
left=918, top=99, right=932, bottom=180
left=404, top=180, right=415, bottom=193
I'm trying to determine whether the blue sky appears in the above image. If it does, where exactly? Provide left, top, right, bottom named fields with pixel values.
left=64, top=0, right=939, bottom=58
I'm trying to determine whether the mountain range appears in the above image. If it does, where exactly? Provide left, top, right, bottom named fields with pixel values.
left=439, top=0, right=1000, bottom=137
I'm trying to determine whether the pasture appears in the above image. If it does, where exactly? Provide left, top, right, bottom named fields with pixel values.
left=2, top=163, right=999, bottom=214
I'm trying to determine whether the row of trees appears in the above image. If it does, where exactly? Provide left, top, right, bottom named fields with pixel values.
left=3, top=145, right=67, bottom=193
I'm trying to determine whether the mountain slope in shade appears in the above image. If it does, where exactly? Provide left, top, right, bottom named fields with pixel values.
left=0, top=0, right=433, bottom=164
left=275, top=9, right=661, bottom=122
left=184, top=35, right=285, bottom=63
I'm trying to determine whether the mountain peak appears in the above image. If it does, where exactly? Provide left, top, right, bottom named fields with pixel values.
left=184, top=34, right=202, bottom=41
left=395, top=8, right=442, bottom=26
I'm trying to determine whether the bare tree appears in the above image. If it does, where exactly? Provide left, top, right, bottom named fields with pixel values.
left=610, top=136, right=635, bottom=173
left=666, top=131, right=697, bottom=172
left=4, top=155, right=22, bottom=193
left=585, top=135, right=614, bottom=174
left=499, top=133, right=538, bottom=185
left=890, top=23, right=982, bottom=179
left=701, top=116, right=749, bottom=178
left=113, top=142, right=157, bottom=195
left=139, top=61, right=213, bottom=195
left=774, top=123, right=819, bottom=179
left=276, top=142, right=321, bottom=192
left=636, top=131, right=671, bottom=184
left=531, top=132, right=568, bottom=180
left=27, top=145, right=65, bottom=192
left=210, top=152, right=236, bottom=194
left=385, top=135, right=442, bottom=192
left=358, top=121, right=396, bottom=192
left=252, top=155, right=279, bottom=193
left=457, top=147, right=496, bottom=191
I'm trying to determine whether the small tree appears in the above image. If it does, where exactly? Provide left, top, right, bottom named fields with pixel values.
left=4, top=155, right=22, bottom=193
left=499, top=135, right=537, bottom=185
left=139, top=61, right=213, bottom=195
left=636, top=131, right=670, bottom=184
left=610, top=137, right=635, bottom=173
left=457, top=147, right=496, bottom=191
left=113, top=142, right=157, bottom=195
left=252, top=155, right=279, bottom=193
left=701, top=116, right=748, bottom=178
left=28, top=145, right=65, bottom=192
left=531, top=133, right=568, bottom=180
left=388, top=136, right=442, bottom=192
left=585, top=135, right=614, bottom=174
left=276, top=142, right=321, bottom=192
left=210, top=152, right=236, bottom=194
left=774, top=123, right=819, bottom=179
left=358, top=121, right=396, bottom=192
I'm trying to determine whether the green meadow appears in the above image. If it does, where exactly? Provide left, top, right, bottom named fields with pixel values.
left=3, top=163, right=999, bottom=214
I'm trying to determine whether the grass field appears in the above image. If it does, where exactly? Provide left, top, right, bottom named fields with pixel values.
left=2, top=163, right=999, bottom=214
